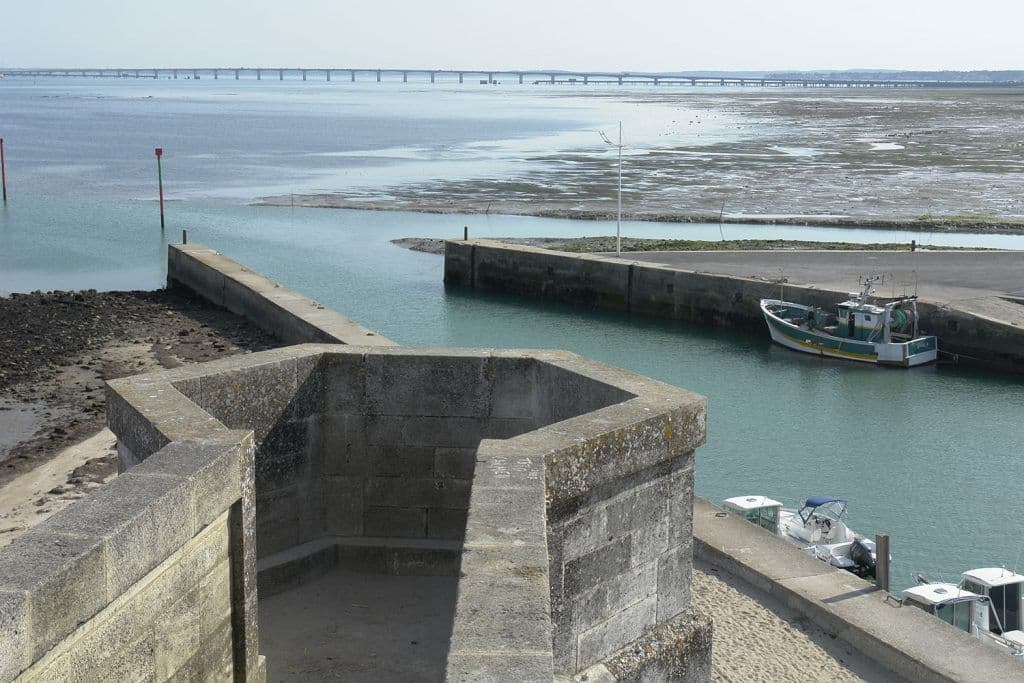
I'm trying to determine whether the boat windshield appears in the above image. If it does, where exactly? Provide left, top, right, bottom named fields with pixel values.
left=936, top=600, right=974, bottom=632
left=742, top=506, right=779, bottom=533
left=798, top=496, right=847, bottom=525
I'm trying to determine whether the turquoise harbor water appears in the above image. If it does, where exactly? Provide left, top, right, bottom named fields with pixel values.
left=2, top=78, right=1023, bottom=592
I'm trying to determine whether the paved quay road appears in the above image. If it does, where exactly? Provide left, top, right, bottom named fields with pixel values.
left=613, top=250, right=1024, bottom=323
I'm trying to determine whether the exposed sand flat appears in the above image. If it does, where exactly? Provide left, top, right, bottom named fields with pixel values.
left=0, top=428, right=117, bottom=548
left=263, top=89, right=1024, bottom=228
left=693, top=560, right=901, bottom=682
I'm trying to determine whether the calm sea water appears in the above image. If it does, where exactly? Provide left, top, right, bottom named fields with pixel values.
left=2, top=78, right=1023, bottom=591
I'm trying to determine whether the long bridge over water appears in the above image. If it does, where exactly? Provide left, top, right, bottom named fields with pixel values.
left=2, top=67, right=1019, bottom=88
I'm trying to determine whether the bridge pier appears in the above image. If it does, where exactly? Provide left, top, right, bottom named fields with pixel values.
left=518, top=73, right=523, bottom=84
left=654, top=77, right=660, bottom=86
left=173, top=69, right=178, bottom=79
left=376, top=70, right=381, bottom=82
left=302, top=69, right=307, bottom=81
left=193, top=69, right=198, bottom=79
left=326, top=70, right=331, bottom=81
left=549, top=74, right=555, bottom=84
left=618, top=75, right=623, bottom=85
left=403, top=71, right=407, bottom=83
left=214, top=69, right=219, bottom=79
left=279, top=69, right=284, bottom=80
left=487, top=72, right=493, bottom=84
left=350, top=70, right=355, bottom=82
left=583, top=75, right=588, bottom=85
left=256, top=69, right=261, bottom=80
left=459, top=72, right=463, bottom=83
left=430, top=72, right=435, bottom=83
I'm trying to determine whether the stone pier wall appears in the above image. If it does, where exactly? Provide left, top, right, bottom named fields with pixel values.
left=444, top=239, right=1024, bottom=371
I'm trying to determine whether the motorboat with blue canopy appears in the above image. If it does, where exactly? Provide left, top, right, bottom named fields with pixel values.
left=723, top=493, right=878, bottom=577
left=798, top=496, right=847, bottom=524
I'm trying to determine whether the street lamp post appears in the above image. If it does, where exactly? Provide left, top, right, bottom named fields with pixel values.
left=599, top=122, right=623, bottom=256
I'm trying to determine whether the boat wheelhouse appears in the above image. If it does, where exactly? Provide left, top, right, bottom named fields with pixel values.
left=760, top=275, right=938, bottom=367
left=961, top=568, right=1024, bottom=643
left=903, top=583, right=991, bottom=635
left=903, top=570, right=1024, bottom=658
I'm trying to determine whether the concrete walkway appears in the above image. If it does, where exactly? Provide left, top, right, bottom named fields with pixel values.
left=693, top=497, right=1024, bottom=682
left=616, top=250, right=1024, bottom=324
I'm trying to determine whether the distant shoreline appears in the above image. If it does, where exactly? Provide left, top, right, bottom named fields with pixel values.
left=390, top=236, right=992, bottom=255
left=257, top=195, right=1024, bottom=235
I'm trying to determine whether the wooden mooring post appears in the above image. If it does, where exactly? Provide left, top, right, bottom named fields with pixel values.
left=1, top=137, right=7, bottom=203
left=875, top=533, right=890, bottom=591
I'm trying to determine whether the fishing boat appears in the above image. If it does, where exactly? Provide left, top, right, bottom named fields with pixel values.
left=903, top=569, right=1024, bottom=658
left=722, top=495, right=878, bottom=577
left=760, top=275, right=938, bottom=366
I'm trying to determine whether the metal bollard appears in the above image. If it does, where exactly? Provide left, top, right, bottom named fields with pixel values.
left=464, top=226, right=468, bottom=241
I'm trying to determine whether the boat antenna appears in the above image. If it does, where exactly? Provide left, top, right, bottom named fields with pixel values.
left=598, top=123, right=624, bottom=257
left=718, top=200, right=726, bottom=242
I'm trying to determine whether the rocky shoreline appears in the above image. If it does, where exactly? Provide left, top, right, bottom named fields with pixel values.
left=391, top=235, right=979, bottom=256
left=263, top=196, right=1024, bottom=235
left=0, top=289, right=278, bottom=485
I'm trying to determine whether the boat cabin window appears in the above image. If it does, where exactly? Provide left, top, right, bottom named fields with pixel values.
left=742, top=506, right=779, bottom=533
left=864, top=315, right=872, bottom=322
left=962, top=580, right=1022, bottom=634
left=935, top=602, right=972, bottom=633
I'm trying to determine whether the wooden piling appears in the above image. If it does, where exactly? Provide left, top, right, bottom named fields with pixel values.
left=875, top=533, right=890, bottom=591
left=0, top=137, right=7, bottom=203
left=155, top=148, right=165, bottom=229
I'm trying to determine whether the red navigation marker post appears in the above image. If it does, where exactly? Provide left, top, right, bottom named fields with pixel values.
left=1, top=138, right=8, bottom=203
left=155, top=147, right=165, bottom=228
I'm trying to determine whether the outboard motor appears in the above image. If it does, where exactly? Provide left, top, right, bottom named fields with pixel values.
left=850, top=538, right=877, bottom=577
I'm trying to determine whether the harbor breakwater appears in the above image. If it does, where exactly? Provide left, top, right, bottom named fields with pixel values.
left=444, top=240, right=1024, bottom=372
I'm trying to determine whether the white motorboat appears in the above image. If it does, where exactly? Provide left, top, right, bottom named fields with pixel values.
left=903, top=568, right=1024, bottom=659
left=723, top=495, right=878, bottom=577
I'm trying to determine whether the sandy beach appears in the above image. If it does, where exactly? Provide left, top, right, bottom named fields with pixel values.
left=693, top=560, right=900, bottom=682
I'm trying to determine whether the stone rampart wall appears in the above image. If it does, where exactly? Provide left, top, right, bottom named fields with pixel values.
left=0, top=432, right=263, bottom=682
left=168, top=243, right=395, bottom=347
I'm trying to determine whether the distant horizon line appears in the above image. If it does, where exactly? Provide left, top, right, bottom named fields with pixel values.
left=2, top=66, right=1023, bottom=75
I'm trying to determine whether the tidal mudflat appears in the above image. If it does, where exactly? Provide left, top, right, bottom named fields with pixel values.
left=267, top=88, right=1024, bottom=231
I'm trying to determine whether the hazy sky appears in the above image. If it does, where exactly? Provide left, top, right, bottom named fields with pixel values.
left=2, top=0, right=1021, bottom=71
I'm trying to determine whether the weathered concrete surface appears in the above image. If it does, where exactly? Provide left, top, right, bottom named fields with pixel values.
left=445, top=240, right=1024, bottom=371
left=260, top=569, right=458, bottom=682
left=168, top=243, right=395, bottom=346
left=694, top=496, right=1024, bottom=682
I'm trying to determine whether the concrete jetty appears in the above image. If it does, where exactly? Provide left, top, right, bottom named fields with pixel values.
left=444, top=240, right=1024, bottom=372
